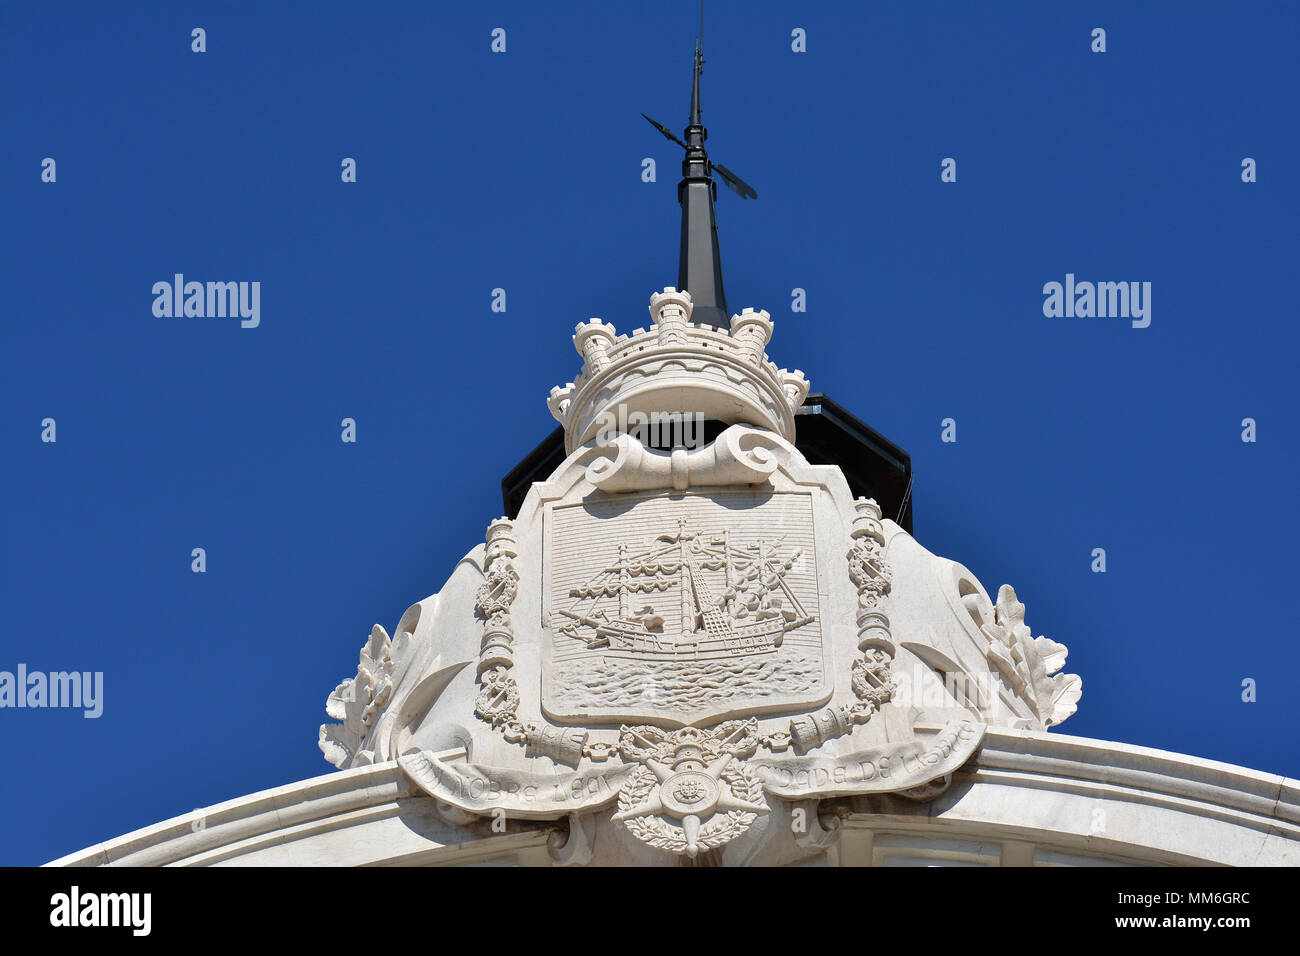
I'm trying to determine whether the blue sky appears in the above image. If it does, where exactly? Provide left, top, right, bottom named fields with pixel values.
left=3, top=1, right=1297, bottom=866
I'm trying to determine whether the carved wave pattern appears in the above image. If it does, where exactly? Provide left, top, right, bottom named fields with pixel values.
left=551, top=651, right=821, bottom=712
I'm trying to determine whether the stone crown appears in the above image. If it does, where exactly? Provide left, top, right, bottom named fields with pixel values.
left=548, top=288, right=810, bottom=454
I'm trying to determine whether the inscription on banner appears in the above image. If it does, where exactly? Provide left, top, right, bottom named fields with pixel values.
left=752, top=721, right=984, bottom=798
left=399, top=751, right=632, bottom=818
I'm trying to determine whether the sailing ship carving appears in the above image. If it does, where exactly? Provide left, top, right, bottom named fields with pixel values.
left=557, top=517, right=814, bottom=662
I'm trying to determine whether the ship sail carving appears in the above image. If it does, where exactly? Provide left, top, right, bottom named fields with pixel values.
left=557, top=517, right=814, bottom=662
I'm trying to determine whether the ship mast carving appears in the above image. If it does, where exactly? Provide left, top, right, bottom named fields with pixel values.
left=557, top=517, right=812, bottom=662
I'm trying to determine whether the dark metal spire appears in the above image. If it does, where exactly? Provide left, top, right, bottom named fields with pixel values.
left=677, top=37, right=727, bottom=325
left=642, top=24, right=757, bottom=328
left=690, top=34, right=703, bottom=128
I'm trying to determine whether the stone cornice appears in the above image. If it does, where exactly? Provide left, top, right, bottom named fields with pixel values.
left=48, top=731, right=1299, bottom=867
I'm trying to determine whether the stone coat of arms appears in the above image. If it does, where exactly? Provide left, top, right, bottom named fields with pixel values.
left=543, top=491, right=828, bottom=727
left=318, top=290, right=1080, bottom=864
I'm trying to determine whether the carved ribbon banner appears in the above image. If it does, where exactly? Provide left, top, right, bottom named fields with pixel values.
left=750, top=720, right=985, bottom=800
left=399, top=751, right=634, bottom=820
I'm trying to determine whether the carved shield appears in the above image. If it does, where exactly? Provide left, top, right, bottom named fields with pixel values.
left=542, top=489, right=830, bottom=727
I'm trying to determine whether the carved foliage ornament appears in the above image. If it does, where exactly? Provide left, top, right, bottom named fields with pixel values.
left=319, top=624, right=394, bottom=768
left=980, top=584, right=1082, bottom=729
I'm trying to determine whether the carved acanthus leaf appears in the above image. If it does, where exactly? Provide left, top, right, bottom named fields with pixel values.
left=317, top=722, right=353, bottom=769
left=318, top=624, right=395, bottom=769
left=983, top=585, right=1082, bottom=729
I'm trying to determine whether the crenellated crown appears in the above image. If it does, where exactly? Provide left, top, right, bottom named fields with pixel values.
left=548, top=287, right=810, bottom=453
